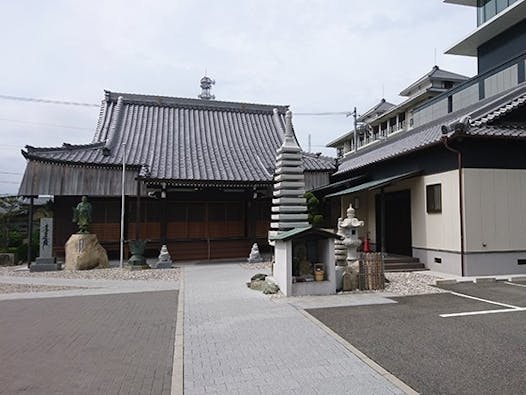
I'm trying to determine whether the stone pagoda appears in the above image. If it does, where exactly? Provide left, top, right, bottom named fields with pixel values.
left=268, top=110, right=309, bottom=242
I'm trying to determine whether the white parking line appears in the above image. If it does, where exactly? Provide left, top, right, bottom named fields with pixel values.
left=505, top=281, right=526, bottom=288
left=440, top=290, right=525, bottom=318
left=440, top=307, right=526, bottom=318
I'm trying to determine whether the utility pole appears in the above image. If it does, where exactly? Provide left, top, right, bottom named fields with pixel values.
left=353, top=107, right=358, bottom=153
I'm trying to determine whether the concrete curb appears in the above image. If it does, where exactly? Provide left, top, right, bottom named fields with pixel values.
left=300, top=309, right=419, bottom=395
left=508, top=276, right=526, bottom=282
left=171, top=266, right=185, bottom=395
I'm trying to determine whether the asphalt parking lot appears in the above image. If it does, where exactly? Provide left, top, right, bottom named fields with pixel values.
left=307, top=281, right=526, bottom=395
left=0, top=291, right=178, bottom=395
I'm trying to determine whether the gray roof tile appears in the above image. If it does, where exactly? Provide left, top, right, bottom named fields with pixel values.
left=336, top=83, right=526, bottom=176
left=23, top=91, right=335, bottom=183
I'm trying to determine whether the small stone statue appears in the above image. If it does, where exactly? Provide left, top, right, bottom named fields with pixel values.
left=153, top=245, right=173, bottom=269
left=247, top=243, right=263, bottom=263
left=72, top=196, right=92, bottom=234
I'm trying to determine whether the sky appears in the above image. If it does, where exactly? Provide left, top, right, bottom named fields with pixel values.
left=0, top=0, right=478, bottom=195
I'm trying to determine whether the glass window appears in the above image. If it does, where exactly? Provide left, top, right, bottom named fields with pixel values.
left=485, top=0, right=497, bottom=20
left=496, top=0, right=508, bottom=12
left=426, top=184, right=442, bottom=214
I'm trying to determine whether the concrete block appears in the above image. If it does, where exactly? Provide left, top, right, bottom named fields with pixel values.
left=435, top=279, right=457, bottom=285
left=474, top=277, right=496, bottom=283
left=508, top=276, right=526, bottom=282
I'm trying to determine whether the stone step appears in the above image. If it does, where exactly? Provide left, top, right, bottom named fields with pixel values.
left=384, top=262, right=427, bottom=272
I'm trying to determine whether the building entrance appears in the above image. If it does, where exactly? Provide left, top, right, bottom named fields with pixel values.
left=375, top=189, right=412, bottom=256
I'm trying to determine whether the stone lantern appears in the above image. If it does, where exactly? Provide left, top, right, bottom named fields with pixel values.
left=340, top=204, right=364, bottom=264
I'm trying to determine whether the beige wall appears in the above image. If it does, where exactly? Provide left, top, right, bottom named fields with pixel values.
left=464, top=168, right=526, bottom=252
left=338, top=170, right=461, bottom=252
left=411, top=171, right=461, bottom=252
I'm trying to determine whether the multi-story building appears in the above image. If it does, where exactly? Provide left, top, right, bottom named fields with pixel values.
left=323, top=0, right=526, bottom=276
left=328, top=66, right=469, bottom=156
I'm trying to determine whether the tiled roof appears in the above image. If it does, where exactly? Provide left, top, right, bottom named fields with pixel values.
left=399, top=65, right=469, bottom=97
left=23, top=91, right=335, bottom=183
left=335, top=83, right=526, bottom=176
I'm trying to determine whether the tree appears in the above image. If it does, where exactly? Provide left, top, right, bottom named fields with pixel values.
left=305, top=192, right=324, bottom=227
left=0, top=196, right=26, bottom=249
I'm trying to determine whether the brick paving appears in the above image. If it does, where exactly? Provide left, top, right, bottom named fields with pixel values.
left=183, top=263, right=405, bottom=394
left=0, top=290, right=178, bottom=395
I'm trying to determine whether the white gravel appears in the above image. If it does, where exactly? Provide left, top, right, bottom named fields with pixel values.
left=0, top=282, right=85, bottom=294
left=0, top=265, right=181, bottom=282
left=384, top=271, right=447, bottom=296
left=240, top=261, right=446, bottom=297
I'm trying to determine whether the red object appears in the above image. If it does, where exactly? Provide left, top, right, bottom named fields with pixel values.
left=363, top=237, right=370, bottom=253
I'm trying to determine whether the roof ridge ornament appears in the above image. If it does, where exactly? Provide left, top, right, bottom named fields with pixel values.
left=198, top=74, right=215, bottom=100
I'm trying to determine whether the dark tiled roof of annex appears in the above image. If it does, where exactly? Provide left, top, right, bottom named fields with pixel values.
left=23, top=91, right=335, bottom=183
left=335, top=82, right=526, bottom=176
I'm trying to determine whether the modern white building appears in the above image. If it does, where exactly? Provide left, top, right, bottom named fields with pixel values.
left=323, top=0, right=526, bottom=276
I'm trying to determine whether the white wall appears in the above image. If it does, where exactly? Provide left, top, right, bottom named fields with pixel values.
left=452, top=83, right=479, bottom=112
left=463, top=168, right=526, bottom=252
left=484, top=64, right=518, bottom=98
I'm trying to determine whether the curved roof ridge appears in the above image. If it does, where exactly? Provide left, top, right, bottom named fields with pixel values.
left=104, top=90, right=289, bottom=114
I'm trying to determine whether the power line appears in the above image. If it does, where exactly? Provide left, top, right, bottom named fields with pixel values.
left=0, top=94, right=99, bottom=108
left=0, top=171, right=22, bottom=175
left=295, top=111, right=352, bottom=116
left=0, top=180, right=20, bottom=184
left=0, top=117, right=92, bottom=131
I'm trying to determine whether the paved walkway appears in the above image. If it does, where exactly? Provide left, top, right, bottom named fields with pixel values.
left=183, top=263, right=407, bottom=394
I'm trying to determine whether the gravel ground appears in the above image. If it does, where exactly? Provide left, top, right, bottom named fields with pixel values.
left=241, top=260, right=446, bottom=297
left=0, top=265, right=181, bottom=281
left=384, top=271, right=447, bottom=296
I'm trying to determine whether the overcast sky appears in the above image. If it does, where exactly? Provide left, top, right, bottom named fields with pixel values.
left=0, top=0, right=478, bottom=195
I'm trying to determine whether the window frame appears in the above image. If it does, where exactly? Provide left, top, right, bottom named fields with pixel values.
left=426, top=183, right=442, bottom=214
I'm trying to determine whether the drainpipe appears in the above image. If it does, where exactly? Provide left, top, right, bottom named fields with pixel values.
left=441, top=136, right=465, bottom=276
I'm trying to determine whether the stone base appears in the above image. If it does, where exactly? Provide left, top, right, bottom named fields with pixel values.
left=65, top=233, right=109, bottom=270
left=30, top=261, right=62, bottom=272
left=128, top=264, right=151, bottom=271
left=151, top=261, right=173, bottom=269
left=0, top=253, right=16, bottom=266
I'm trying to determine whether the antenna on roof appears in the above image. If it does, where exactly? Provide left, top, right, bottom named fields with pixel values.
left=198, top=73, right=215, bottom=100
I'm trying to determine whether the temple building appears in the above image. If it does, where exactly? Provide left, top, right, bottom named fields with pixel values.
left=18, top=81, right=334, bottom=261
left=323, top=0, right=526, bottom=276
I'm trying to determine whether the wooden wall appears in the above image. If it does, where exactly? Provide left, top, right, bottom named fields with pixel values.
left=53, top=191, right=271, bottom=261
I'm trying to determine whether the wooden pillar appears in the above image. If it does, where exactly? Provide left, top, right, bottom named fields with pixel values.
left=161, top=196, right=168, bottom=245
left=380, top=187, right=386, bottom=256
left=27, top=196, right=34, bottom=268
left=135, top=179, right=141, bottom=240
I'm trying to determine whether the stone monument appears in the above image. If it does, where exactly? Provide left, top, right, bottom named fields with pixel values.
left=247, top=243, right=263, bottom=263
left=151, top=244, right=173, bottom=269
left=65, top=196, right=109, bottom=270
left=30, top=217, right=62, bottom=272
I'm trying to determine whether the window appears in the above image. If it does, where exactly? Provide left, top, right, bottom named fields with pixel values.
left=426, top=184, right=442, bottom=213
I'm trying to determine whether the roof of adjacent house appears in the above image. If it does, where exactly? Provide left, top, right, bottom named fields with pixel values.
left=399, top=65, right=469, bottom=97
left=335, top=82, right=526, bottom=176
left=357, top=98, right=396, bottom=122
left=22, top=91, right=335, bottom=184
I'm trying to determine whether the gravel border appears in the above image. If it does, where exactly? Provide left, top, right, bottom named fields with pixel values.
left=0, top=265, right=181, bottom=282
left=0, top=282, right=85, bottom=294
